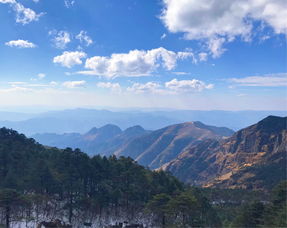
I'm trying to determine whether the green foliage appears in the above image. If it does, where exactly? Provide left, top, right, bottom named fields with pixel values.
left=231, top=181, right=287, bottom=228
left=145, top=188, right=221, bottom=227
left=232, top=201, right=265, bottom=227
left=0, top=127, right=189, bottom=224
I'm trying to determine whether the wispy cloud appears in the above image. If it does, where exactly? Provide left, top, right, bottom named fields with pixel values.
left=160, top=33, right=167, bottom=40
left=127, top=82, right=162, bottom=94
left=76, top=31, right=93, bottom=46
left=172, top=72, right=189, bottom=75
left=49, top=30, right=71, bottom=49
left=97, top=82, right=121, bottom=93
left=0, top=0, right=44, bottom=24
left=62, top=80, right=86, bottom=88
left=229, top=73, right=287, bottom=87
left=64, top=0, right=75, bottom=8
left=126, top=79, right=213, bottom=95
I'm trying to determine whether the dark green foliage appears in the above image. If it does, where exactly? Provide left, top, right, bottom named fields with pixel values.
left=145, top=188, right=221, bottom=227
left=231, top=181, right=287, bottom=228
left=232, top=201, right=265, bottom=227
left=263, top=181, right=287, bottom=227
left=0, top=127, right=189, bottom=225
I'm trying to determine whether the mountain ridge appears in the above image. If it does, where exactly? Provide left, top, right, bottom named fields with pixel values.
left=162, top=116, right=287, bottom=190
left=115, top=121, right=234, bottom=169
left=1, top=109, right=286, bottom=135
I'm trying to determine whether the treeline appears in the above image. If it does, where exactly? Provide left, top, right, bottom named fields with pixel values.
left=0, top=128, right=219, bottom=227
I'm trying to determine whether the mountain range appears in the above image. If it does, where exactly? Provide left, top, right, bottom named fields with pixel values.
left=33, top=124, right=148, bottom=156
left=162, top=116, right=287, bottom=190
left=33, top=115, right=286, bottom=190
left=114, top=121, right=234, bottom=169
left=0, top=109, right=286, bottom=135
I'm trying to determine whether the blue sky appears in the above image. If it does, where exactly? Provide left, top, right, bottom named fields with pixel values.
left=0, top=0, right=286, bottom=111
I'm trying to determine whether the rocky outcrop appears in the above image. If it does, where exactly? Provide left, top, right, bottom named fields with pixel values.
left=163, top=116, right=287, bottom=190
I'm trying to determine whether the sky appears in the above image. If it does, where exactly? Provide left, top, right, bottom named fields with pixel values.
left=0, top=0, right=286, bottom=111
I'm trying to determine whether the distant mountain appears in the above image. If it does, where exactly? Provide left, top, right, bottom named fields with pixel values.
left=0, top=109, right=175, bottom=135
left=33, top=124, right=148, bottom=156
left=0, top=111, right=35, bottom=121
left=115, top=121, right=234, bottom=169
left=0, top=108, right=286, bottom=135
left=162, top=116, right=287, bottom=190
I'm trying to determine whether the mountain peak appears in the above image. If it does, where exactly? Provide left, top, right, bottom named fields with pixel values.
left=256, top=115, right=286, bottom=132
left=86, top=127, right=98, bottom=135
left=124, top=125, right=145, bottom=134
left=98, top=124, right=122, bottom=133
left=193, top=121, right=234, bottom=137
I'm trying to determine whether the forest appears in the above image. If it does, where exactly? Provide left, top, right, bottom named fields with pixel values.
left=0, top=127, right=285, bottom=227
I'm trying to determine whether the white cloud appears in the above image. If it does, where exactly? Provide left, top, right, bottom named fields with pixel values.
left=8, top=81, right=51, bottom=88
left=63, top=80, right=86, bottom=88
left=53, top=51, right=87, bottom=68
left=160, top=0, right=287, bottom=57
left=237, top=94, right=247, bottom=97
left=126, top=79, right=213, bottom=94
left=0, top=1, right=43, bottom=24
left=50, top=81, right=58, bottom=86
left=64, top=0, right=75, bottom=8
left=0, top=86, right=32, bottom=93
left=83, top=47, right=195, bottom=78
left=13, top=2, right=43, bottom=24
left=229, top=73, right=287, bottom=87
left=50, top=30, right=71, bottom=49
left=5, top=39, right=36, bottom=48
left=165, top=78, right=214, bottom=92
left=37, top=73, right=46, bottom=79
left=172, top=72, right=189, bottom=75
left=127, top=82, right=161, bottom=94
left=76, top=31, right=93, bottom=46
left=207, top=37, right=227, bottom=58
left=0, top=0, right=15, bottom=3
left=161, top=33, right=167, bottom=39
left=97, top=82, right=121, bottom=93
left=198, top=52, right=208, bottom=62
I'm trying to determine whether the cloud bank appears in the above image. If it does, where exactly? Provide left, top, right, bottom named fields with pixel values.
left=80, top=47, right=195, bottom=78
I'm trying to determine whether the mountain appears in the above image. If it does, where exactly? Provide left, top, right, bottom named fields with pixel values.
left=162, top=116, right=287, bottom=190
left=32, top=124, right=148, bottom=156
left=0, top=109, right=175, bottom=135
left=0, top=111, right=35, bottom=121
left=115, top=121, right=234, bottom=169
left=0, top=108, right=285, bottom=135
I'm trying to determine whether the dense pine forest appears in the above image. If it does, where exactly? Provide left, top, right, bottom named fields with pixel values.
left=0, top=127, right=286, bottom=227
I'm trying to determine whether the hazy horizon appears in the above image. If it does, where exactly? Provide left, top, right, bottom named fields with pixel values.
left=0, top=105, right=287, bottom=114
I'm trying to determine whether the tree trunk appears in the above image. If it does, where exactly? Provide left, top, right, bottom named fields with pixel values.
left=5, top=205, right=10, bottom=228
left=162, top=214, right=166, bottom=228
left=69, top=194, right=73, bottom=223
